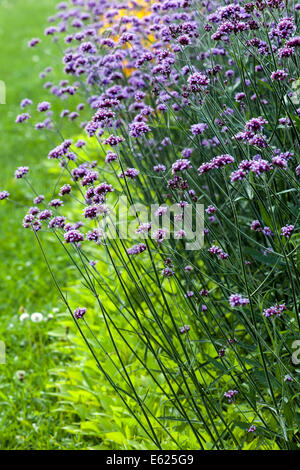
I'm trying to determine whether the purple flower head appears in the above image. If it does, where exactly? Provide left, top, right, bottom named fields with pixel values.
left=250, top=158, right=272, bottom=175
left=248, top=425, right=256, bottom=433
left=227, top=337, right=238, bottom=346
left=178, top=35, right=191, bottom=46
left=245, top=116, right=268, bottom=132
left=59, top=184, right=71, bottom=196
left=15, top=166, right=29, bottom=179
left=127, top=243, right=147, bottom=256
left=153, top=164, right=166, bottom=173
left=49, top=216, right=66, bottom=229
left=198, top=154, right=234, bottom=175
left=45, top=27, right=58, bottom=36
left=248, top=135, right=268, bottom=149
left=0, top=191, right=9, bottom=200
left=86, top=229, right=104, bottom=243
left=224, top=390, right=238, bottom=403
left=33, top=195, right=44, bottom=205
left=162, top=267, right=175, bottom=277
left=156, top=206, right=168, bottom=217
left=172, top=159, right=192, bottom=174
left=28, top=206, right=39, bottom=216
left=136, top=223, right=151, bottom=235
left=235, top=92, right=245, bottom=102
left=95, top=183, right=114, bottom=196
left=208, top=244, right=228, bottom=260
left=84, top=205, right=99, bottom=219
left=206, top=205, right=216, bottom=214
left=64, top=229, right=84, bottom=244
left=16, top=113, right=30, bottom=123
left=287, top=36, right=300, bottom=47
left=184, top=265, right=193, bottom=273
left=49, top=198, right=63, bottom=208
left=105, top=152, right=118, bottom=164
left=103, top=135, right=124, bottom=147
left=281, top=224, right=294, bottom=238
left=37, top=101, right=51, bottom=112
left=284, top=375, right=293, bottom=383
left=200, top=289, right=209, bottom=297
left=272, top=154, right=288, bottom=169
left=250, top=220, right=262, bottom=231
left=81, top=170, right=99, bottom=186
left=23, top=217, right=41, bottom=232
left=188, top=72, right=210, bottom=92
left=129, top=121, right=151, bottom=138
left=38, top=209, right=52, bottom=221
left=181, top=148, right=193, bottom=158
left=119, top=168, right=139, bottom=180
left=271, top=69, right=288, bottom=81
left=48, top=140, right=72, bottom=160
left=179, top=325, right=190, bottom=334
left=273, top=16, right=295, bottom=39
left=185, top=291, right=194, bottom=298
left=229, top=294, right=249, bottom=308
left=69, top=112, right=79, bottom=121
left=263, top=303, right=286, bottom=318
left=28, top=38, right=41, bottom=48
left=218, top=348, right=226, bottom=358
left=20, top=99, right=32, bottom=109
left=230, top=169, right=246, bottom=182
left=191, top=123, right=208, bottom=135
left=278, top=46, right=294, bottom=58
left=262, top=226, right=272, bottom=236
left=75, top=139, right=86, bottom=148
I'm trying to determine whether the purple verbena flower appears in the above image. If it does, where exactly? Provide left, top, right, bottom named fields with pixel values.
left=263, top=303, right=286, bottom=317
left=38, top=210, right=52, bottom=220
left=15, top=113, right=30, bottom=123
left=172, top=159, right=192, bottom=174
left=15, top=166, right=29, bottom=179
left=191, top=123, right=208, bottom=135
left=33, top=195, right=44, bottom=204
left=284, top=375, right=293, bottom=383
left=64, top=229, right=84, bottom=243
left=49, top=198, right=63, bottom=207
left=127, top=243, right=147, bottom=255
left=37, top=101, right=51, bottom=112
left=20, top=99, right=33, bottom=109
left=188, top=72, right=210, bottom=92
left=281, top=224, right=294, bottom=238
left=0, top=191, right=9, bottom=200
left=28, top=38, right=41, bottom=47
left=179, top=325, right=190, bottom=334
left=271, top=69, right=288, bottom=81
left=208, top=244, right=228, bottom=260
left=59, top=184, right=71, bottom=196
left=248, top=425, right=256, bottom=433
left=224, top=389, right=238, bottom=403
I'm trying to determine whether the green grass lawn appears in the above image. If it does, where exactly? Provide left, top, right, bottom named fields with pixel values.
left=0, top=0, right=86, bottom=449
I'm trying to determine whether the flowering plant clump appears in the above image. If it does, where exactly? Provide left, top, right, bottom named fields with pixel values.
left=3, top=0, right=300, bottom=450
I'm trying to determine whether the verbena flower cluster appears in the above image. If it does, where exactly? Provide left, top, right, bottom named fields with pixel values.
left=3, top=0, right=300, bottom=450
